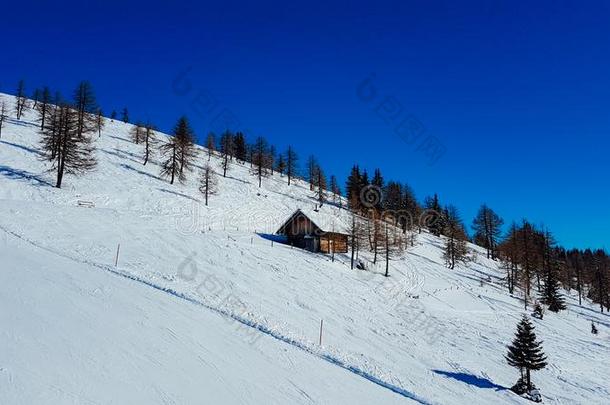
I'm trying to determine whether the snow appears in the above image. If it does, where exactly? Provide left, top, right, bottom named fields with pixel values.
left=0, top=92, right=608, bottom=404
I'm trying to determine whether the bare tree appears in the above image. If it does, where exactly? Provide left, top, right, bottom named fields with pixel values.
left=159, top=139, right=180, bottom=184
left=219, top=131, right=234, bottom=177
left=349, top=212, right=364, bottom=269
left=95, top=109, right=105, bottom=138
left=15, top=80, right=28, bottom=120
left=0, top=101, right=7, bottom=139
left=130, top=122, right=145, bottom=144
left=206, top=132, right=216, bottom=160
left=73, top=81, right=98, bottom=138
left=251, top=136, right=271, bottom=187
left=143, top=123, right=156, bottom=165
left=198, top=164, right=218, bottom=206
left=39, top=104, right=97, bottom=188
left=160, top=116, right=197, bottom=184
left=36, top=87, right=52, bottom=130
left=121, top=108, right=129, bottom=123
left=285, top=145, right=298, bottom=185
left=443, top=205, right=469, bottom=269
left=382, top=221, right=406, bottom=277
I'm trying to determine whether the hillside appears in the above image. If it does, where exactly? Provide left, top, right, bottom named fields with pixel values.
left=0, top=93, right=608, bottom=404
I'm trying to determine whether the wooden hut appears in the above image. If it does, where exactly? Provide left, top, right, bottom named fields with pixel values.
left=276, top=209, right=349, bottom=253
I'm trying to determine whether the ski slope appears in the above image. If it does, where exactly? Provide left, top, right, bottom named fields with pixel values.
left=0, top=93, right=608, bottom=404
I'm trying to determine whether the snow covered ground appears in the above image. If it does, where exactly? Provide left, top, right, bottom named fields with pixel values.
left=0, top=93, right=608, bottom=404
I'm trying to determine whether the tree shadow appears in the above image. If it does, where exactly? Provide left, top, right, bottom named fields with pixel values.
left=432, top=370, right=507, bottom=391
left=0, top=140, right=44, bottom=156
left=100, top=148, right=141, bottom=165
left=0, top=165, right=53, bottom=187
left=118, top=163, right=163, bottom=182
left=108, top=135, right=132, bottom=144
left=157, top=188, right=199, bottom=202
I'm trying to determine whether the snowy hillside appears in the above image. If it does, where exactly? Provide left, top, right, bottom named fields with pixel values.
left=0, top=92, right=608, bottom=405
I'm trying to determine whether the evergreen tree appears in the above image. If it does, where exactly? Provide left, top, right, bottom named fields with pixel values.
left=539, top=231, right=566, bottom=312
left=329, top=175, right=341, bottom=205
left=314, top=165, right=327, bottom=206
left=111, top=110, right=117, bottom=121
left=472, top=204, right=504, bottom=260
left=346, top=165, right=362, bottom=211
left=307, top=155, right=318, bottom=191
left=31, top=88, right=41, bottom=108
left=285, top=146, right=298, bottom=185
left=233, top=132, right=247, bottom=162
left=198, top=164, right=218, bottom=206
left=505, top=316, right=547, bottom=393
left=159, top=139, right=180, bottom=184
left=121, top=107, right=129, bottom=123
left=424, top=194, right=445, bottom=236
left=39, top=104, right=97, bottom=188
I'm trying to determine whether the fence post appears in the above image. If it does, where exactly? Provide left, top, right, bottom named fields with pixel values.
left=319, top=319, right=324, bottom=345
left=115, top=243, right=121, bottom=267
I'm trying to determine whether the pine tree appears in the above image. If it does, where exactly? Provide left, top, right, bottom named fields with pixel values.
left=424, top=194, right=445, bottom=236
left=314, top=165, right=327, bottom=206
left=198, top=164, right=218, bottom=206
left=285, top=146, right=298, bottom=185
left=0, top=100, right=7, bottom=139
left=121, top=107, right=129, bottom=123
left=111, top=110, right=117, bottom=121
left=539, top=232, right=566, bottom=312
left=233, top=132, right=247, bottom=162
left=15, top=79, right=28, bottom=120
left=505, top=316, right=547, bottom=394
left=159, top=139, right=180, bottom=184
left=39, top=104, right=97, bottom=188
left=346, top=165, right=362, bottom=211
left=472, top=204, right=504, bottom=260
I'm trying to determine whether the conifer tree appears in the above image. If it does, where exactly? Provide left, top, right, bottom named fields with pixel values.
left=121, top=107, right=129, bottom=123
left=307, top=155, right=318, bottom=191
left=159, top=139, right=180, bottom=184
left=111, top=110, right=117, bottom=121
left=233, top=132, right=247, bottom=162
left=198, top=164, right=218, bottom=206
left=505, top=316, right=547, bottom=394
left=539, top=231, right=566, bottom=312
left=424, top=194, right=445, bottom=236
left=346, top=165, right=362, bottom=211
left=39, top=104, right=97, bottom=188
left=329, top=175, right=341, bottom=205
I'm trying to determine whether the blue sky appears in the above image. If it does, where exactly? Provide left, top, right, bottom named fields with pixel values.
left=2, top=0, right=609, bottom=249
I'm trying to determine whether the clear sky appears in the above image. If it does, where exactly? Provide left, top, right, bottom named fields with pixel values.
left=2, top=0, right=609, bottom=250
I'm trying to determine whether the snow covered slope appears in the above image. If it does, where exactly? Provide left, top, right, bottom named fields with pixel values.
left=0, top=93, right=608, bottom=404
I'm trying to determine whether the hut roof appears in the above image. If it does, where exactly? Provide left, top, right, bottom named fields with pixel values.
left=276, top=206, right=350, bottom=235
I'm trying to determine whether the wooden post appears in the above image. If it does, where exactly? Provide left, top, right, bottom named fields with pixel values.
left=271, top=240, right=274, bottom=247
left=319, top=319, right=324, bottom=345
left=114, top=243, right=121, bottom=267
